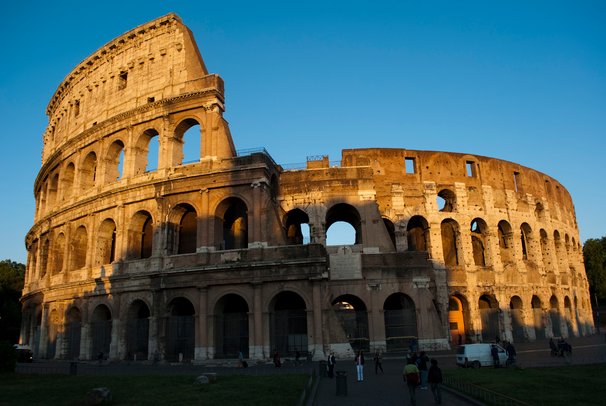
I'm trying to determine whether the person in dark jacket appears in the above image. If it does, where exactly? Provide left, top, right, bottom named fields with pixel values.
left=427, top=358, right=443, bottom=404
left=327, top=352, right=336, bottom=378
left=416, top=351, right=429, bottom=389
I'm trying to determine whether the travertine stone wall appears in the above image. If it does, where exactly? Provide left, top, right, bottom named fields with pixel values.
left=21, top=14, right=593, bottom=363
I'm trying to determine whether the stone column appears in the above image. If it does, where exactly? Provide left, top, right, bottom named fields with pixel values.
left=311, top=281, right=324, bottom=359
left=195, top=288, right=208, bottom=360
left=250, top=283, right=264, bottom=359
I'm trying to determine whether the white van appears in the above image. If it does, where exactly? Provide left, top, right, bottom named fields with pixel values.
left=456, top=343, right=508, bottom=368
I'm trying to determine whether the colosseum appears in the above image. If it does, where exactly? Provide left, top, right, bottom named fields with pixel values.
left=20, top=13, right=594, bottom=362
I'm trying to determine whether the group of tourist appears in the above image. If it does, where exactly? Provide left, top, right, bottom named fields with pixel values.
left=403, top=351, right=443, bottom=405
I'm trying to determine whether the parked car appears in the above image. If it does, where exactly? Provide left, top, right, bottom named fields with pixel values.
left=13, top=344, right=33, bottom=363
left=456, top=343, right=507, bottom=368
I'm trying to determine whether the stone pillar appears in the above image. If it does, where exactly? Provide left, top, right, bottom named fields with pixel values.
left=195, top=288, right=208, bottom=360
left=250, top=283, right=264, bottom=359
left=109, top=318, right=121, bottom=360
left=311, top=281, right=324, bottom=359
left=38, top=305, right=49, bottom=358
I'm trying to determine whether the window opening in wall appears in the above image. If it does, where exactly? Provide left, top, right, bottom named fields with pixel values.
left=521, top=231, right=528, bottom=260
left=182, top=124, right=201, bottom=164
left=74, top=100, right=80, bottom=117
left=118, top=71, right=128, bottom=90
left=466, top=161, right=476, bottom=177
left=404, top=157, right=416, bottom=174
left=147, top=96, right=155, bottom=103
left=117, top=149, right=125, bottom=180
left=437, top=189, right=455, bottom=212
left=326, top=222, right=356, bottom=245
left=513, top=171, right=520, bottom=192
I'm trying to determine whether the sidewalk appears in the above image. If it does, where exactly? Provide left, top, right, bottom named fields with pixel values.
left=312, top=334, right=606, bottom=406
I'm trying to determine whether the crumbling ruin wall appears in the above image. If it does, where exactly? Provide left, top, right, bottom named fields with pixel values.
left=20, top=14, right=593, bottom=362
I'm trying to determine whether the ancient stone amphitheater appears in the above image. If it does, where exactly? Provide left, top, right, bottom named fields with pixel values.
left=20, top=14, right=593, bottom=362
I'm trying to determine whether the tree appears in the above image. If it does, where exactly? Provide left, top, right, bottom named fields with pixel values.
left=0, top=259, right=25, bottom=343
left=583, top=237, right=606, bottom=300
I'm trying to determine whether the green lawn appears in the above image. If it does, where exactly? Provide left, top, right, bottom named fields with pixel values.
left=444, top=364, right=606, bottom=406
left=0, top=373, right=309, bottom=405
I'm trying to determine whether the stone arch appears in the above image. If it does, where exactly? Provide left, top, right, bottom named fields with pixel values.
left=215, top=197, right=248, bottom=250
left=174, top=118, right=201, bottom=165
left=47, top=309, right=60, bottom=359
left=168, top=203, right=198, bottom=255
left=284, top=208, right=310, bottom=245
left=127, top=211, right=154, bottom=259
left=448, top=294, right=471, bottom=344
left=437, top=188, right=456, bottom=212
left=80, top=151, right=97, bottom=191
left=331, top=294, right=369, bottom=352
left=65, top=306, right=82, bottom=359
left=498, top=220, right=514, bottom=265
left=441, top=218, right=461, bottom=267
left=51, top=232, right=66, bottom=275
left=326, top=203, right=362, bottom=245
left=470, top=218, right=488, bottom=266
left=478, top=294, right=500, bottom=341
left=520, top=223, right=534, bottom=261
left=91, top=304, right=112, bottom=359
left=407, top=215, right=429, bottom=252
left=383, top=293, right=417, bottom=352
left=549, top=295, right=561, bottom=337
left=214, top=293, right=250, bottom=358
left=70, top=226, right=88, bottom=270
left=96, top=218, right=117, bottom=265
left=47, top=173, right=59, bottom=209
left=104, top=139, right=125, bottom=183
left=535, top=201, right=545, bottom=220
left=134, top=128, right=160, bottom=174
left=166, top=297, right=195, bottom=362
left=125, top=299, right=150, bottom=361
left=40, top=237, right=50, bottom=279
left=269, top=291, right=308, bottom=356
left=509, top=296, right=526, bottom=342
left=60, top=162, right=75, bottom=201
left=383, top=218, right=397, bottom=250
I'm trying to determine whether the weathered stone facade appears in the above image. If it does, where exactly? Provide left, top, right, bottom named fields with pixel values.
left=21, top=14, right=593, bottom=362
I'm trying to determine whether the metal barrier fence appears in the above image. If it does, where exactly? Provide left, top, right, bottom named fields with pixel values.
left=444, top=376, right=532, bottom=406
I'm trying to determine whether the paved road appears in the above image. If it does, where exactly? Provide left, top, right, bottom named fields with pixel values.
left=312, top=334, right=606, bottom=406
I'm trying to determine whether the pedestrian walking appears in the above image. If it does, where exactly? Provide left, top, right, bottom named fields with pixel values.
left=428, top=358, right=443, bottom=404
left=403, top=358, right=420, bottom=405
left=416, top=351, right=429, bottom=389
left=374, top=350, right=384, bottom=374
left=491, top=344, right=500, bottom=368
left=327, top=352, right=336, bottom=378
left=355, top=350, right=365, bottom=381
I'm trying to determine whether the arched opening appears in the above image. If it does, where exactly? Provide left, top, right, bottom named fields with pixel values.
left=65, top=307, right=82, bottom=360
left=470, top=219, right=487, bottom=266
left=96, top=219, right=117, bottom=265
left=127, top=211, right=153, bottom=259
left=509, top=296, right=526, bottom=342
left=80, top=152, right=97, bottom=191
left=71, top=226, right=88, bottom=270
left=105, top=140, right=125, bottom=183
left=61, top=163, right=75, bottom=201
left=126, top=300, right=150, bottom=361
left=331, top=295, right=369, bottom=352
left=448, top=295, right=470, bottom=344
left=51, top=233, right=65, bottom=275
left=270, top=291, right=307, bottom=356
left=326, top=203, right=362, bottom=245
left=285, top=209, right=310, bottom=245
left=407, top=216, right=429, bottom=252
left=176, top=119, right=201, bottom=165
left=40, top=237, right=49, bottom=279
left=531, top=296, right=545, bottom=339
left=214, top=294, right=249, bottom=359
left=215, top=198, right=248, bottom=250
left=383, top=293, right=417, bottom=352
left=47, top=173, right=59, bottom=208
left=169, top=204, right=197, bottom=255
left=91, top=304, right=112, bottom=359
left=166, top=297, right=195, bottom=362
left=535, top=202, right=545, bottom=220
left=437, top=189, right=456, bottom=212
left=383, top=218, right=397, bottom=250
left=145, top=130, right=160, bottom=172
left=441, top=219, right=460, bottom=266
left=479, top=295, right=499, bottom=341
left=498, top=220, right=514, bottom=265
left=549, top=295, right=561, bottom=337
left=520, top=223, right=534, bottom=261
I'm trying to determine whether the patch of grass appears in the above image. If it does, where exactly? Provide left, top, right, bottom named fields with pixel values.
left=0, top=373, right=308, bottom=405
left=444, top=364, right=606, bottom=406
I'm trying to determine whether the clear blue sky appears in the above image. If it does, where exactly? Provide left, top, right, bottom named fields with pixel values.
left=1, top=1, right=604, bottom=264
